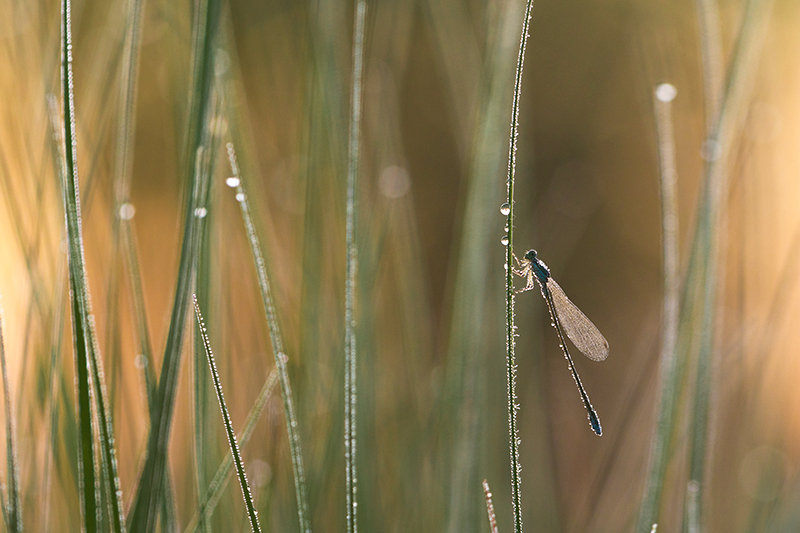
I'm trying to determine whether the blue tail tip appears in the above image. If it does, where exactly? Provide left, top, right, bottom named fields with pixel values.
left=589, top=412, right=602, bottom=436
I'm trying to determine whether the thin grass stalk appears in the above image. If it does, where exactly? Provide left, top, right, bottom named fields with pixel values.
left=60, top=1, right=126, bottom=530
left=184, top=369, right=278, bottom=532
left=41, top=255, right=67, bottom=532
left=0, top=302, right=22, bottom=532
left=127, top=0, right=220, bottom=527
left=345, top=3, right=366, bottom=532
left=104, top=0, right=147, bottom=413
left=440, top=0, right=537, bottom=524
left=192, top=296, right=262, bottom=533
left=192, top=88, right=224, bottom=533
left=503, top=1, right=534, bottom=531
left=694, top=0, right=724, bottom=129
left=482, top=480, right=499, bottom=533
left=636, top=84, right=681, bottom=532
left=225, top=144, right=311, bottom=532
left=684, top=0, right=772, bottom=529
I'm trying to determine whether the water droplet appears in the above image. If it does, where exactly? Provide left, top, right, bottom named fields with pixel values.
left=655, top=83, right=677, bottom=102
left=504, top=223, right=509, bottom=232
left=119, top=203, right=136, bottom=220
left=194, top=207, right=208, bottom=218
left=235, top=192, right=245, bottom=202
left=687, top=480, right=700, bottom=493
left=500, top=203, right=511, bottom=215
left=379, top=165, right=411, bottom=198
left=501, top=235, right=509, bottom=246
left=226, top=176, right=240, bottom=188
left=134, top=354, right=147, bottom=369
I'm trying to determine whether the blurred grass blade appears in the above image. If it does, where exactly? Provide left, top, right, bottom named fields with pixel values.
left=503, top=1, right=534, bottom=532
left=0, top=302, right=22, bottom=532
left=694, top=0, right=724, bottom=128
left=436, top=0, right=541, bottom=529
left=60, top=0, right=126, bottom=530
left=225, top=144, right=310, bottom=532
left=104, top=0, right=146, bottom=413
left=344, top=3, right=366, bottom=532
left=127, top=0, right=221, bottom=528
left=684, top=0, right=773, bottom=528
left=192, top=296, right=262, bottom=533
left=482, top=480, right=499, bottom=533
left=185, top=369, right=278, bottom=532
left=637, top=83, right=680, bottom=532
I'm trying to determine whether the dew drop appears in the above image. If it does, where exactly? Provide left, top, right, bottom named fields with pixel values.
left=500, top=203, right=511, bottom=215
left=235, top=192, right=245, bottom=202
left=226, top=176, right=240, bottom=188
left=194, top=207, right=208, bottom=218
left=118, top=203, right=136, bottom=220
left=501, top=235, right=509, bottom=246
left=655, top=83, right=677, bottom=102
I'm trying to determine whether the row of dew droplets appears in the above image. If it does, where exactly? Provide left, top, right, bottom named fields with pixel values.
left=192, top=295, right=262, bottom=533
left=500, top=203, right=511, bottom=244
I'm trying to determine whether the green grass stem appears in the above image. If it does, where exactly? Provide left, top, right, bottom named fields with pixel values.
left=0, top=301, right=22, bottom=532
left=184, top=369, right=278, bottom=532
left=60, top=1, right=126, bottom=530
left=636, top=83, right=681, bottom=532
left=192, top=296, right=262, bottom=533
left=503, top=1, right=534, bottom=531
left=684, top=0, right=772, bottom=529
left=344, top=3, right=366, bottom=532
left=126, top=0, right=220, bottom=528
left=225, top=143, right=311, bottom=532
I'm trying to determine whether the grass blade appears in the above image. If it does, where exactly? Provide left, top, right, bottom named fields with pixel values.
left=344, top=3, right=366, bottom=532
left=126, top=0, right=221, bottom=528
left=636, top=83, right=681, bottom=532
left=60, top=1, right=126, bottom=530
left=503, top=0, right=534, bottom=531
left=184, top=369, right=278, bottom=532
left=0, top=302, right=22, bottom=532
left=192, top=296, right=262, bottom=533
left=684, top=0, right=773, bottom=528
left=225, top=143, right=310, bottom=532
left=482, top=480, right=499, bottom=533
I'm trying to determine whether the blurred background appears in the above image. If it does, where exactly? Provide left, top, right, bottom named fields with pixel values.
left=1, top=0, right=800, bottom=531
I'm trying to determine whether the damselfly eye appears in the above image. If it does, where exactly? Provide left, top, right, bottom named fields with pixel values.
left=524, top=249, right=537, bottom=262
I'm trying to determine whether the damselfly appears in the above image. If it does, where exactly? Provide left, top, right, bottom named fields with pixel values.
left=514, top=249, right=609, bottom=435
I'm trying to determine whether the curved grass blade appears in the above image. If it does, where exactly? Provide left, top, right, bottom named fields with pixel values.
left=502, top=0, right=534, bottom=530
left=344, top=3, right=366, bottom=532
left=225, top=144, right=310, bottom=532
left=184, top=369, right=278, bottom=532
left=0, top=302, right=22, bottom=532
left=126, top=0, right=221, bottom=528
left=192, top=296, right=262, bottom=533
left=60, top=1, right=126, bottom=530
left=684, top=0, right=773, bottom=528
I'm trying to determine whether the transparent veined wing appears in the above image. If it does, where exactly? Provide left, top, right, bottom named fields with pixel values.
left=546, top=278, right=609, bottom=361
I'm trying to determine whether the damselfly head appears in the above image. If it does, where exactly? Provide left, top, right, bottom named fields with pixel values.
left=524, top=249, right=538, bottom=262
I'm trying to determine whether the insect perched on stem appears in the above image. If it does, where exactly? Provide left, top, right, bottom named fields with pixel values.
left=514, top=249, right=609, bottom=435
